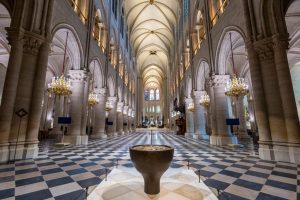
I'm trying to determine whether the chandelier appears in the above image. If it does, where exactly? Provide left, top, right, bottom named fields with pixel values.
left=187, top=102, right=195, bottom=112
left=225, top=32, right=248, bottom=98
left=123, top=107, right=128, bottom=116
left=199, top=92, right=210, bottom=108
left=47, top=75, right=72, bottom=96
left=48, top=32, right=72, bottom=96
left=105, top=101, right=113, bottom=117
left=88, top=61, right=99, bottom=106
left=225, top=75, right=248, bottom=97
left=88, top=92, right=99, bottom=106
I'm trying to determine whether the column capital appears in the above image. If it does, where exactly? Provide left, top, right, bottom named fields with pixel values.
left=210, top=74, right=230, bottom=87
left=23, top=32, right=44, bottom=55
left=6, top=27, right=24, bottom=45
left=107, top=96, right=117, bottom=102
left=253, top=37, right=274, bottom=60
left=272, top=34, right=289, bottom=51
left=68, top=70, right=88, bottom=82
left=193, top=90, right=207, bottom=99
left=94, top=88, right=107, bottom=97
left=117, top=101, right=124, bottom=107
left=184, top=97, right=194, bottom=104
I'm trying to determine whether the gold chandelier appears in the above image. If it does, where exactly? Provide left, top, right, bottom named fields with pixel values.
left=105, top=101, right=113, bottom=112
left=88, top=92, right=99, bottom=106
left=47, top=75, right=72, bottom=96
left=88, top=61, right=99, bottom=106
left=187, top=102, right=195, bottom=112
left=225, top=32, right=248, bottom=98
left=225, top=75, right=248, bottom=97
left=199, top=92, right=210, bottom=108
left=48, top=32, right=72, bottom=96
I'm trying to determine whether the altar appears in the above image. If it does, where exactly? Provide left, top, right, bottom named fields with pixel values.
left=88, top=166, right=217, bottom=200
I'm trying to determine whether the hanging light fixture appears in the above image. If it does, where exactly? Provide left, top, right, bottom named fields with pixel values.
left=123, top=107, right=128, bottom=116
left=199, top=92, right=210, bottom=108
left=225, top=32, right=248, bottom=98
left=187, top=102, right=195, bottom=112
left=105, top=101, right=113, bottom=117
left=48, top=32, right=72, bottom=96
left=88, top=61, right=99, bottom=106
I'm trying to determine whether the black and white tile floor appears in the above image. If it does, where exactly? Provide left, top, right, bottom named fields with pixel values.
left=0, top=132, right=299, bottom=200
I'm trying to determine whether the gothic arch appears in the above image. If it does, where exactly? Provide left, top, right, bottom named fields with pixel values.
left=215, top=27, right=247, bottom=76
left=107, top=75, right=115, bottom=97
left=50, top=24, right=84, bottom=72
left=89, top=59, right=104, bottom=89
left=195, top=60, right=209, bottom=91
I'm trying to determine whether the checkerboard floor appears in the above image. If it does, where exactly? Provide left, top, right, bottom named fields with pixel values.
left=0, top=132, right=299, bottom=200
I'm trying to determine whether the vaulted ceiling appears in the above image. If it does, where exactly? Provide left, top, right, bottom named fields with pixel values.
left=124, top=0, right=178, bottom=89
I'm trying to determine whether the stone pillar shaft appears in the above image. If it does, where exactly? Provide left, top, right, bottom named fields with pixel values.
left=65, top=70, right=88, bottom=145
left=116, top=102, right=124, bottom=135
left=185, top=98, right=195, bottom=138
left=92, top=88, right=107, bottom=139
left=194, top=90, right=209, bottom=140
left=210, top=75, right=237, bottom=146
left=107, top=96, right=117, bottom=136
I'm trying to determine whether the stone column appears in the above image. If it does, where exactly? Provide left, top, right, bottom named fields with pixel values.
left=255, top=38, right=289, bottom=162
left=273, top=35, right=300, bottom=163
left=245, top=40, right=273, bottom=161
left=24, top=40, right=51, bottom=150
left=92, top=88, right=107, bottom=139
left=64, top=70, right=89, bottom=145
left=8, top=33, right=45, bottom=161
left=236, top=97, right=250, bottom=139
left=210, top=75, right=237, bottom=146
left=116, top=102, right=124, bottom=135
left=107, top=96, right=117, bottom=136
left=194, top=90, right=209, bottom=140
left=123, top=105, right=129, bottom=134
left=184, top=98, right=195, bottom=138
left=0, top=29, right=24, bottom=162
left=51, top=95, right=64, bottom=135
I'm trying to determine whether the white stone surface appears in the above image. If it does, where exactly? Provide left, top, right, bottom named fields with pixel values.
left=88, top=167, right=217, bottom=200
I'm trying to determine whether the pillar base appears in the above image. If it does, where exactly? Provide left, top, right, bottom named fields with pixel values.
left=90, top=132, right=107, bottom=139
left=118, top=131, right=124, bottom=136
left=259, top=142, right=300, bottom=164
left=0, top=141, right=39, bottom=163
left=237, top=131, right=251, bottom=140
left=63, top=135, right=88, bottom=145
left=289, top=145, right=300, bottom=164
left=194, top=134, right=209, bottom=140
left=210, top=135, right=238, bottom=146
left=185, top=132, right=194, bottom=138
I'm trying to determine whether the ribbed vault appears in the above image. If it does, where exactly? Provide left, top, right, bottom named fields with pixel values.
left=124, top=0, right=178, bottom=88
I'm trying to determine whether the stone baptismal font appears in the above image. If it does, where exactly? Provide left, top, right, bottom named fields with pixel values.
left=130, top=145, right=174, bottom=194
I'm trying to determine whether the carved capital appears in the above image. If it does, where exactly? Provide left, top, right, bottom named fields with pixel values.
left=272, top=34, right=289, bottom=51
left=193, top=90, right=207, bottom=99
left=94, top=88, right=107, bottom=97
left=6, top=27, right=24, bottom=46
left=210, top=75, right=230, bottom=87
left=107, top=96, right=117, bottom=103
left=23, top=33, right=44, bottom=55
left=68, top=70, right=88, bottom=82
left=184, top=98, right=193, bottom=104
left=253, top=38, right=274, bottom=60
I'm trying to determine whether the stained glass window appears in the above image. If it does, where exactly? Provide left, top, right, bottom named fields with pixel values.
left=156, top=105, right=160, bottom=113
left=145, top=90, right=149, bottom=101
left=156, top=89, right=159, bottom=100
left=150, top=89, right=154, bottom=101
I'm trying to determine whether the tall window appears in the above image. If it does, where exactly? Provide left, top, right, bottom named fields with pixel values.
left=156, top=106, right=160, bottom=113
left=156, top=89, right=159, bottom=100
left=150, top=89, right=154, bottom=101
left=145, top=89, right=149, bottom=101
